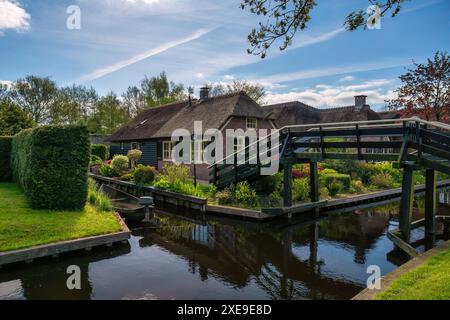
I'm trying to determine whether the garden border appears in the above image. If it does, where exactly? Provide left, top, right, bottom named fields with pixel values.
left=0, top=213, right=130, bottom=268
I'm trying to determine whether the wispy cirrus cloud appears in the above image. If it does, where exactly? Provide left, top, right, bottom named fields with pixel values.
left=0, top=0, right=30, bottom=35
left=75, top=27, right=215, bottom=83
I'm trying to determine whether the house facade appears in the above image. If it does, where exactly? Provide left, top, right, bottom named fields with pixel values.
left=107, top=88, right=276, bottom=181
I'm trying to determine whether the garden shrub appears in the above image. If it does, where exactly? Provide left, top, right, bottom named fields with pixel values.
left=0, top=136, right=12, bottom=181
left=350, top=180, right=365, bottom=194
left=99, top=164, right=118, bottom=177
left=292, top=178, right=310, bottom=203
left=320, top=172, right=351, bottom=190
left=111, top=155, right=129, bottom=175
left=133, top=164, right=156, bottom=185
left=370, top=172, right=395, bottom=189
left=91, top=144, right=109, bottom=161
left=234, top=181, right=258, bottom=207
left=119, top=173, right=134, bottom=182
left=153, top=176, right=170, bottom=190
left=11, top=125, right=90, bottom=210
left=87, top=178, right=112, bottom=212
left=90, top=154, right=103, bottom=165
left=253, top=173, right=282, bottom=195
left=328, top=180, right=344, bottom=196
left=162, top=163, right=191, bottom=184
left=127, top=149, right=142, bottom=168
left=216, top=188, right=234, bottom=205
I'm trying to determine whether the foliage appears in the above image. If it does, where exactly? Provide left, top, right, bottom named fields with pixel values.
left=111, top=155, right=129, bottom=175
left=0, top=99, right=34, bottom=135
left=90, top=154, right=103, bottom=166
left=91, top=144, right=109, bottom=161
left=253, top=173, right=282, bottom=195
left=10, top=125, right=90, bottom=210
left=127, top=149, right=143, bottom=168
left=388, top=51, right=450, bottom=123
left=0, top=182, right=121, bottom=252
left=292, top=178, right=310, bottom=203
left=370, top=172, right=396, bottom=189
left=87, top=92, right=130, bottom=134
left=241, top=0, right=406, bottom=58
left=87, top=178, right=112, bottom=212
left=216, top=188, right=235, bottom=206
left=122, top=85, right=147, bottom=117
left=209, top=80, right=266, bottom=104
left=0, top=136, right=12, bottom=181
left=99, top=164, right=119, bottom=178
left=320, top=172, right=351, bottom=190
left=356, top=162, right=402, bottom=184
left=161, top=163, right=191, bottom=184
left=141, top=72, right=187, bottom=107
left=119, top=172, right=134, bottom=182
left=328, top=180, right=344, bottom=197
left=133, top=164, right=156, bottom=185
left=234, top=181, right=258, bottom=207
left=349, top=180, right=366, bottom=194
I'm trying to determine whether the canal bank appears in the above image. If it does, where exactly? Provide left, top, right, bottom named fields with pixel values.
left=352, top=240, right=450, bottom=300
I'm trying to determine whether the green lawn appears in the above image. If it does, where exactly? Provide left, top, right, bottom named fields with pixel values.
left=0, top=182, right=122, bottom=252
left=376, top=248, right=450, bottom=300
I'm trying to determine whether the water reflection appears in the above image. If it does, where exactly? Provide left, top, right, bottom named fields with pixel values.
left=0, top=193, right=449, bottom=300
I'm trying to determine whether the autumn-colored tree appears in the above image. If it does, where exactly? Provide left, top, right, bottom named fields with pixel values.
left=388, top=51, right=450, bottom=123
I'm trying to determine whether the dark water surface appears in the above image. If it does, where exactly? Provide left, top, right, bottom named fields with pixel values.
left=1, top=197, right=449, bottom=300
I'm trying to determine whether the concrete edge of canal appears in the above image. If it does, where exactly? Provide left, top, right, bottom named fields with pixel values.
left=352, top=240, right=450, bottom=300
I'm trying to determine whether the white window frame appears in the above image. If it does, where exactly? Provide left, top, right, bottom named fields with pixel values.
left=246, top=118, right=257, bottom=129
left=163, top=141, right=174, bottom=161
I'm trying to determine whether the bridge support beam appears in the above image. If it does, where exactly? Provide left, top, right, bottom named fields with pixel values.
left=283, top=163, right=292, bottom=208
left=399, top=165, right=415, bottom=242
left=425, top=169, right=437, bottom=234
left=309, top=162, right=319, bottom=202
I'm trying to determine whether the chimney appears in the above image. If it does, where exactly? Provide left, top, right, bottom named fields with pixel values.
left=199, top=86, right=210, bottom=100
left=354, top=95, right=367, bottom=111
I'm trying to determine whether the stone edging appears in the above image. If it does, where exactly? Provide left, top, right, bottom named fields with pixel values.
left=352, top=240, right=450, bottom=300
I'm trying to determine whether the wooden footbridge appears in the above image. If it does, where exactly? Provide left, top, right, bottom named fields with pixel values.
left=209, top=117, right=450, bottom=243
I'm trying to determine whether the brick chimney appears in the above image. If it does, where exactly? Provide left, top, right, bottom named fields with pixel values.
left=354, top=95, right=367, bottom=111
left=199, top=86, right=210, bottom=100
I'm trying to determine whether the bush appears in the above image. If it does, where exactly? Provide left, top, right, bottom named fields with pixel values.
left=370, top=172, right=395, bottom=189
left=91, top=144, right=109, bottom=161
left=111, top=155, right=129, bottom=175
left=133, top=164, right=156, bottom=185
left=162, top=163, right=191, bottom=184
left=11, top=125, right=90, bottom=210
left=350, top=180, right=365, bottom=194
left=127, top=149, right=142, bottom=168
left=87, top=178, right=112, bottom=212
left=320, top=172, right=351, bottom=190
left=216, top=188, right=234, bottom=205
left=119, top=173, right=134, bottom=182
left=90, top=154, right=103, bottom=165
left=253, top=173, right=282, bottom=195
left=234, top=181, right=258, bottom=207
left=0, top=136, right=12, bottom=181
left=292, top=178, right=310, bottom=203
left=99, top=164, right=118, bottom=177
left=328, top=180, right=344, bottom=196
left=153, top=176, right=170, bottom=190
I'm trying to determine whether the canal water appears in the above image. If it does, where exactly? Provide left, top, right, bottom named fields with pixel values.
left=1, top=195, right=449, bottom=300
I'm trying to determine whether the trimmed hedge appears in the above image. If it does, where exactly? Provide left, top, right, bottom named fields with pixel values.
left=0, top=136, right=12, bottom=181
left=320, top=173, right=351, bottom=190
left=11, top=125, right=90, bottom=210
left=91, top=144, right=109, bottom=161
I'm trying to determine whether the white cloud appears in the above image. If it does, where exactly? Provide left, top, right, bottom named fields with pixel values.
left=75, top=27, right=215, bottom=83
left=264, top=79, right=397, bottom=108
left=195, top=72, right=205, bottom=79
left=339, top=75, right=355, bottom=82
left=0, top=0, right=30, bottom=33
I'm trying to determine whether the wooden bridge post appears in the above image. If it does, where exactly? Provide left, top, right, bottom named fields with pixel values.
left=309, top=162, right=319, bottom=202
left=283, top=162, right=292, bottom=208
left=425, top=169, right=436, bottom=234
left=399, top=164, right=415, bottom=242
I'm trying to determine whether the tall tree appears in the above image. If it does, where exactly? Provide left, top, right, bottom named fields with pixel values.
left=122, top=86, right=147, bottom=117
left=388, top=51, right=450, bottom=123
left=57, top=85, right=98, bottom=122
left=87, top=92, right=130, bottom=134
left=209, top=80, right=266, bottom=104
left=241, top=0, right=407, bottom=58
left=9, top=75, right=58, bottom=124
left=0, top=99, right=34, bottom=135
left=140, top=72, right=187, bottom=107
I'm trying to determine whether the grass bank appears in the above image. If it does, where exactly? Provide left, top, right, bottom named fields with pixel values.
left=376, top=247, right=450, bottom=300
left=0, top=182, right=122, bottom=252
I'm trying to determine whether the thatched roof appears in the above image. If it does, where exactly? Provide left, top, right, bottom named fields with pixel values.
left=263, top=101, right=381, bottom=128
left=377, top=110, right=402, bottom=120
left=108, top=91, right=269, bottom=142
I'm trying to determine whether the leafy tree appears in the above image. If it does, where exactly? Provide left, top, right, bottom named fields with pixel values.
left=87, top=92, right=130, bottom=134
left=241, top=0, right=407, bottom=58
left=9, top=75, right=59, bottom=124
left=140, top=72, right=187, bottom=107
left=122, top=86, right=147, bottom=117
left=388, top=51, right=450, bottom=123
left=56, top=85, right=98, bottom=124
left=209, top=80, right=266, bottom=104
left=0, top=99, right=34, bottom=135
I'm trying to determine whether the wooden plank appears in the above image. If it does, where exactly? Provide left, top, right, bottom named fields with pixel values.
left=261, top=200, right=327, bottom=215
left=294, top=152, right=400, bottom=161
left=293, top=141, right=402, bottom=149
left=425, top=169, right=437, bottom=234
left=399, top=165, right=414, bottom=242
left=283, top=163, right=292, bottom=207
left=387, top=231, right=419, bottom=258
left=421, top=128, right=450, bottom=146
left=310, top=162, right=319, bottom=202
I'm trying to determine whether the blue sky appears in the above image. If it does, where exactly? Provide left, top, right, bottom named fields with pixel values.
left=0, top=0, right=449, bottom=110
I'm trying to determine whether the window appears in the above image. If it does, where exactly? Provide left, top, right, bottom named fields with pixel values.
left=246, top=118, right=257, bottom=129
left=163, top=141, right=174, bottom=161
left=131, top=142, right=140, bottom=150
